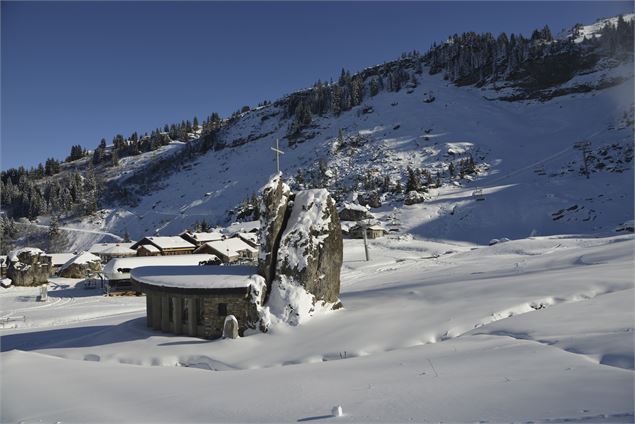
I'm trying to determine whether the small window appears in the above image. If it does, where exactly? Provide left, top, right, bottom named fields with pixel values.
left=218, top=303, right=228, bottom=316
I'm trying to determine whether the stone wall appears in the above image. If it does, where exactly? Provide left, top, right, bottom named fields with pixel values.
left=142, top=285, right=264, bottom=339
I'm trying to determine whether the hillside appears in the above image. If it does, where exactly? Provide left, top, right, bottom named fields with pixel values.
left=1, top=14, right=633, bottom=251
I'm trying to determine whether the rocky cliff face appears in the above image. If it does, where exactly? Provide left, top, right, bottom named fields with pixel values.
left=257, top=173, right=291, bottom=287
left=261, top=186, right=343, bottom=326
left=7, top=248, right=52, bottom=286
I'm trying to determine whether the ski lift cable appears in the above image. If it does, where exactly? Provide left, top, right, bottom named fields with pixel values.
left=482, top=128, right=604, bottom=187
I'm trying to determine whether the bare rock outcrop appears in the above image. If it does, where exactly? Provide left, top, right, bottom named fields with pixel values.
left=267, top=189, right=343, bottom=325
left=58, top=251, right=102, bottom=278
left=257, top=173, right=291, bottom=287
left=7, top=248, right=52, bottom=286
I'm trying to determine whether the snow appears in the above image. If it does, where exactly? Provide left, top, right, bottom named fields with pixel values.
left=181, top=231, right=224, bottom=243
left=1, top=14, right=633, bottom=422
left=134, top=236, right=195, bottom=250
left=89, top=242, right=136, bottom=255
left=338, top=202, right=369, bottom=213
left=131, top=265, right=260, bottom=290
left=8, top=247, right=44, bottom=262
left=570, top=13, right=635, bottom=43
left=276, top=189, right=333, bottom=271
left=0, top=235, right=632, bottom=422
left=1, top=278, right=12, bottom=288
left=45, top=253, right=76, bottom=266
left=199, top=237, right=258, bottom=258
left=237, top=232, right=259, bottom=246
left=102, top=254, right=218, bottom=281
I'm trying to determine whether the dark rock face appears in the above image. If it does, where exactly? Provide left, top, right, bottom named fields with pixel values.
left=58, top=261, right=102, bottom=279
left=7, top=248, right=51, bottom=286
left=274, top=189, right=343, bottom=307
left=338, top=205, right=374, bottom=221
left=257, top=174, right=291, bottom=287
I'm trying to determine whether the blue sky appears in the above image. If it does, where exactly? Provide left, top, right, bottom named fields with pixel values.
left=2, top=1, right=633, bottom=170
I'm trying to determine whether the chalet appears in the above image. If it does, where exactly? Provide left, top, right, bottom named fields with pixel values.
left=179, top=231, right=225, bottom=247
left=349, top=224, right=388, bottom=239
left=137, top=244, right=161, bottom=256
left=89, top=242, right=137, bottom=262
left=131, top=236, right=196, bottom=256
left=194, top=237, right=259, bottom=263
left=131, top=265, right=265, bottom=339
left=103, top=254, right=218, bottom=291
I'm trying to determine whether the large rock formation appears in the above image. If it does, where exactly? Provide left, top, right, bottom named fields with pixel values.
left=58, top=251, right=102, bottom=278
left=266, top=189, right=343, bottom=325
left=338, top=202, right=374, bottom=221
left=7, top=248, right=52, bottom=286
left=257, top=173, right=291, bottom=286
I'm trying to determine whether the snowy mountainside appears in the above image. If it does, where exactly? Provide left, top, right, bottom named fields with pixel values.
left=102, top=60, right=634, bottom=245
left=567, top=13, right=635, bottom=43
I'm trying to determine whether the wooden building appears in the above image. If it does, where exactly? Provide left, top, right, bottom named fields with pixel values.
left=349, top=224, right=388, bottom=239
left=179, top=231, right=225, bottom=248
left=194, top=237, right=259, bottom=263
left=131, top=236, right=196, bottom=256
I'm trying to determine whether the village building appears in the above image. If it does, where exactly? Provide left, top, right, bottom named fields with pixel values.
left=194, top=237, right=259, bottom=263
left=103, top=254, right=218, bottom=291
left=349, top=224, right=388, bottom=239
left=131, top=236, right=196, bottom=256
left=89, top=242, right=137, bottom=262
left=179, top=230, right=225, bottom=248
left=46, top=253, right=77, bottom=275
left=131, top=265, right=265, bottom=339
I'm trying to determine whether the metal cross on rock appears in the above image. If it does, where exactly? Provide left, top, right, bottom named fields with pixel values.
left=271, top=138, right=284, bottom=173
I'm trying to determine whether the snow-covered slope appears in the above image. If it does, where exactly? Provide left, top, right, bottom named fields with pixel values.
left=1, top=234, right=633, bottom=422
left=96, top=60, right=633, bottom=245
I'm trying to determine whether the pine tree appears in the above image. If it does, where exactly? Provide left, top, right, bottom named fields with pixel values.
left=406, top=166, right=420, bottom=192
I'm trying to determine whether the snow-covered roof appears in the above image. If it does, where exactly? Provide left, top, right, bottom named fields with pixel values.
left=224, top=221, right=259, bottom=236
left=198, top=238, right=259, bottom=257
left=89, top=242, right=136, bottom=254
left=8, top=247, right=45, bottom=262
left=103, top=254, right=218, bottom=280
left=237, top=232, right=259, bottom=246
left=99, top=244, right=137, bottom=256
left=0, top=278, right=11, bottom=288
left=46, top=253, right=76, bottom=266
left=368, top=225, right=387, bottom=232
left=132, top=265, right=262, bottom=290
left=133, top=236, right=196, bottom=250
left=60, top=252, right=101, bottom=271
left=139, top=244, right=160, bottom=253
left=338, top=202, right=369, bottom=212
left=181, top=231, right=225, bottom=243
